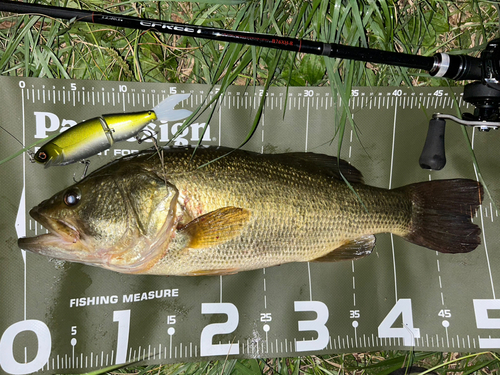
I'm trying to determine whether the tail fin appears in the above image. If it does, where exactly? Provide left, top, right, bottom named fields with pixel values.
left=401, top=179, right=484, bottom=253
left=152, top=94, right=192, bottom=121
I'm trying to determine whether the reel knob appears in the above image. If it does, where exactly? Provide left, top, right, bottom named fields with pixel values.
left=419, top=118, right=446, bottom=170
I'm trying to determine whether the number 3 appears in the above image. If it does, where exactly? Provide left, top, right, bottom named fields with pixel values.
left=294, top=301, right=329, bottom=352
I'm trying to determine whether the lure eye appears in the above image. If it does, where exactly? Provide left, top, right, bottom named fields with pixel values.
left=37, top=151, right=48, bottom=161
left=63, top=189, right=81, bottom=207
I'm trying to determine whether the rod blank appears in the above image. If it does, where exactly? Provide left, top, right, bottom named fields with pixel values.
left=0, top=0, right=436, bottom=72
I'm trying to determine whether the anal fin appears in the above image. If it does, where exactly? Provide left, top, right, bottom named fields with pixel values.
left=312, top=235, right=376, bottom=262
left=183, top=268, right=240, bottom=276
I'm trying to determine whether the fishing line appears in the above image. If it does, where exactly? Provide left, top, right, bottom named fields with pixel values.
left=0, top=125, right=56, bottom=165
left=0, top=125, right=24, bottom=148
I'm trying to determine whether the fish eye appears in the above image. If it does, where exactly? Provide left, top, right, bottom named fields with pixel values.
left=63, top=189, right=81, bottom=206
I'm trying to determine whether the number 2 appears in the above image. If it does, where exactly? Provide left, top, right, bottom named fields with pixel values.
left=200, top=303, right=239, bottom=356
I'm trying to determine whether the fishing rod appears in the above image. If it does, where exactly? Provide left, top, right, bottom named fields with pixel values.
left=0, top=0, right=482, bottom=80
left=1, top=0, right=499, bottom=170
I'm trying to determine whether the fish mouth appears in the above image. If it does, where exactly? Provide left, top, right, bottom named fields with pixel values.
left=18, top=207, right=84, bottom=259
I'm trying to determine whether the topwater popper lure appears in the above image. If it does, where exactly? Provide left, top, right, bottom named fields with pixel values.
left=33, top=94, right=192, bottom=167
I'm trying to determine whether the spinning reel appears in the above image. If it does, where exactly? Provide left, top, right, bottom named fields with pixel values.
left=420, top=38, right=500, bottom=170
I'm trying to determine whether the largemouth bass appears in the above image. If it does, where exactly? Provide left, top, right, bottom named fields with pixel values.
left=18, top=147, right=484, bottom=276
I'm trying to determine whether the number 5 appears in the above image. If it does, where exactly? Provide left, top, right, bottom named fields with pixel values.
left=474, top=299, right=500, bottom=348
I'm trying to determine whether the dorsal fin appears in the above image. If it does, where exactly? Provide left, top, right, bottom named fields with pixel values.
left=265, top=152, right=364, bottom=184
left=147, top=146, right=364, bottom=183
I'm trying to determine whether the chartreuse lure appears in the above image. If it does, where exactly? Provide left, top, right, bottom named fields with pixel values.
left=34, top=94, right=191, bottom=167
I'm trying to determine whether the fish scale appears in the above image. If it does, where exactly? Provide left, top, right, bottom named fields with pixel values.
left=150, top=150, right=363, bottom=272
left=19, top=147, right=483, bottom=276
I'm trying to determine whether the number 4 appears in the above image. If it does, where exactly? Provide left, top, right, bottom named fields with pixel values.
left=438, top=309, right=451, bottom=318
left=378, top=299, right=420, bottom=346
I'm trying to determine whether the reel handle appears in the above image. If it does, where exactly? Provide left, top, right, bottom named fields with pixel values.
left=419, top=118, right=446, bottom=170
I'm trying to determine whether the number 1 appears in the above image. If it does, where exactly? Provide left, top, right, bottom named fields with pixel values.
left=113, top=310, right=131, bottom=364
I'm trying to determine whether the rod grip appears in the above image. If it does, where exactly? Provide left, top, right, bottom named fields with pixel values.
left=419, top=118, right=446, bottom=170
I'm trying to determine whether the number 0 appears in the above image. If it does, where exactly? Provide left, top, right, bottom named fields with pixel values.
left=0, top=320, right=51, bottom=375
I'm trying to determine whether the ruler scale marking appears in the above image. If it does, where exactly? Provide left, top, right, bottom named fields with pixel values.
left=4, top=81, right=499, bottom=373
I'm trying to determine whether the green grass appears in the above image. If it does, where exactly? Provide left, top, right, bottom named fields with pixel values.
left=83, top=351, right=500, bottom=374
left=1, top=0, right=500, bottom=374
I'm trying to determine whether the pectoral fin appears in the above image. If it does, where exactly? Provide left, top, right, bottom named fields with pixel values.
left=311, top=235, right=376, bottom=262
left=179, top=207, right=251, bottom=249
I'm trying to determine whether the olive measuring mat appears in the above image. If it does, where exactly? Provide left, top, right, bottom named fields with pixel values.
left=0, top=77, right=499, bottom=374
